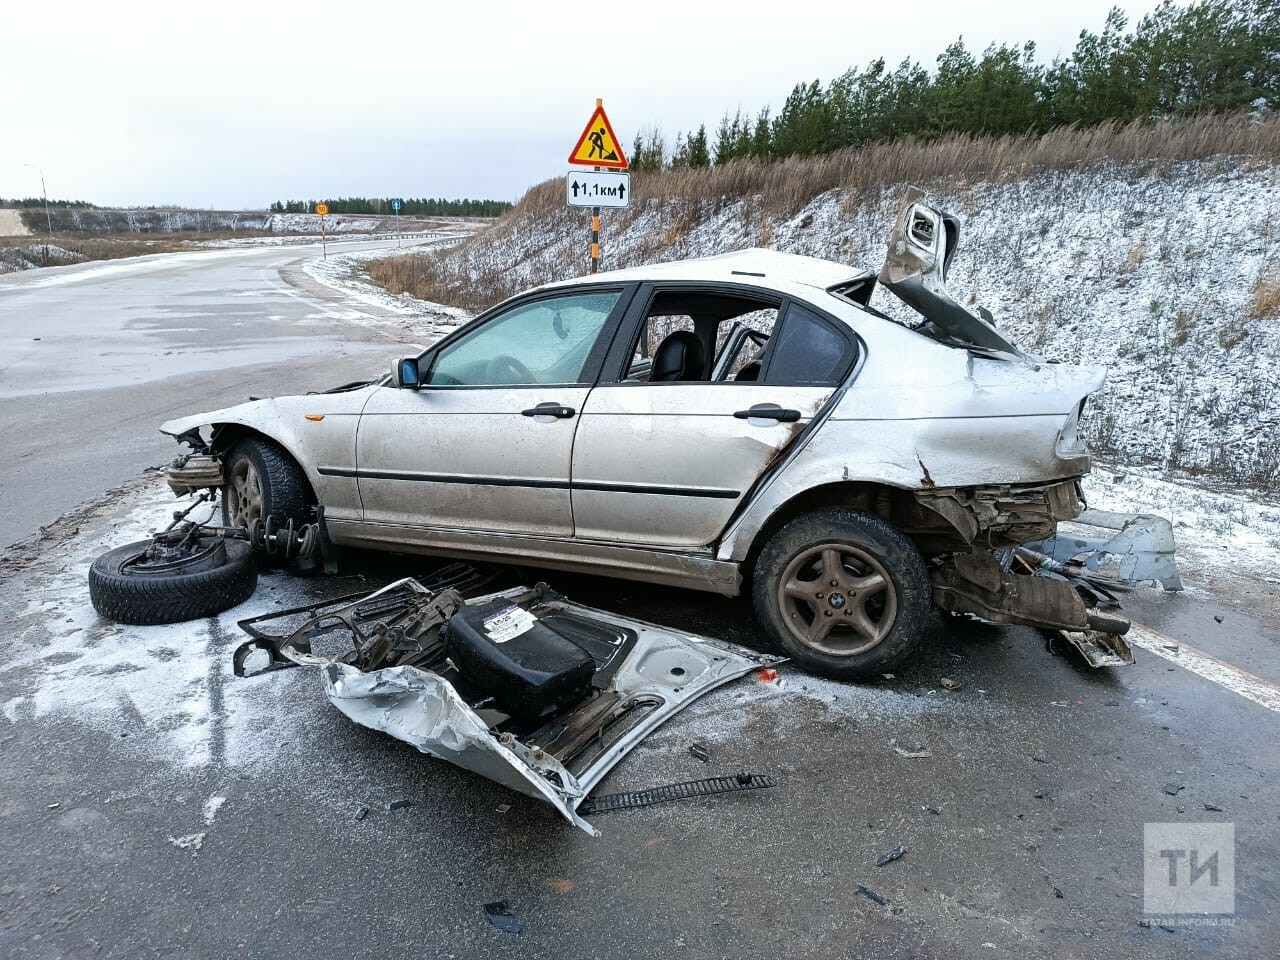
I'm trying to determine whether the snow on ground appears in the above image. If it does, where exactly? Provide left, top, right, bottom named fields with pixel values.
left=0, top=243, right=87, bottom=273
left=301, top=233, right=472, bottom=337
left=1083, top=463, right=1280, bottom=585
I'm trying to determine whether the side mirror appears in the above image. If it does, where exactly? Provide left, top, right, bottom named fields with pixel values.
left=391, top=356, right=421, bottom=389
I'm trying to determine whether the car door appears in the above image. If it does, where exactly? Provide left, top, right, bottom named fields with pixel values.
left=570, top=285, right=859, bottom=548
left=353, top=287, right=630, bottom=537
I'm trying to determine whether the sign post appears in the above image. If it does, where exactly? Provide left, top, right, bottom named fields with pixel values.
left=316, top=202, right=330, bottom=259
left=568, top=99, right=628, bottom=274
left=391, top=197, right=402, bottom=247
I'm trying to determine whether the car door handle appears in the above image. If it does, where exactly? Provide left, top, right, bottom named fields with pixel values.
left=521, top=402, right=576, bottom=419
left=733, top=403, right=802, bottom=423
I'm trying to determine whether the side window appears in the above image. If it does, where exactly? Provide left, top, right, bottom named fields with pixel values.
left=763, top=304, right=853, bottom=385
left=619, top=288, right=780, bottom=383
left=425, top=291, right=621, bottom=386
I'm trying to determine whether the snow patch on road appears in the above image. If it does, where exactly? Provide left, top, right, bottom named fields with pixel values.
left=301, top=235, right=472, bottom=338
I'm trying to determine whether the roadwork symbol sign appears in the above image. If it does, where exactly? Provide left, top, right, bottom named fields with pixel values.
left=569, top=104, right=628, bottom=169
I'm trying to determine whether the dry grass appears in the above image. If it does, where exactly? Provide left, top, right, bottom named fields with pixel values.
left=368, top=111, right=1280, bottom=310
left=0, top=231, right=278, bottom=271
left=1248, top=266, right=1280, bottom=319
left=514, top=111, right=1280, bottom=220
left=1120, top=242, right=1147, bottom=274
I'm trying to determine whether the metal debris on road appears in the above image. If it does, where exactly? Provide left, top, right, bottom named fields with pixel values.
left=354, top=805, right=369, bottom=821
left=689, top=743, right=711, bottom=763
left=877, top=844, right=907, bottom=866
left=1023, top=509, right=1183, bottom=591
left=892, top=741, right=932, bottom=759
left=483, top=901, right=521, bottom=935
left=856, top=884, right=887, bottom=905
left=579, top=773, right=775, bottom=815
left=1204, top=802, right=1224, bottom=812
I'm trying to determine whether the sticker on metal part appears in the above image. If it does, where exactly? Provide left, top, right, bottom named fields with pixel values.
left=483, top=604, right=537, bottom=643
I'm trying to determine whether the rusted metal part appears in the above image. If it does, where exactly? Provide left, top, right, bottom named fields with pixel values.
left=165, top=453, right=223, bottom=496
left=931, top=550, right=1129, bottom=635
left=1023, top=510, right=1183, bottom=592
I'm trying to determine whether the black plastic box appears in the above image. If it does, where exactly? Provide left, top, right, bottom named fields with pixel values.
left=445, top=600, right=595, bottom=722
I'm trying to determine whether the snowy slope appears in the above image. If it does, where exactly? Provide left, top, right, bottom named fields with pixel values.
left=413, top=160, right=1280, bottom=488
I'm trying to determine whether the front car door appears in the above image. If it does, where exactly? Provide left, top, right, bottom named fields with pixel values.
left=570, top=284, right=859, bottom=548
left=352, top=286, right=631, bottom=539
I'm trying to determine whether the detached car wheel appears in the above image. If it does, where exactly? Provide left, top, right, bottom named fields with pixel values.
left=753, top=507, right=930, bottom=680
left=222, top=437, right=312, bottom=530
left=89, top=536, right=257, bottom=625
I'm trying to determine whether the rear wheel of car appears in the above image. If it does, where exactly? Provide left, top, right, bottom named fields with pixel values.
left=753, top=507, right=931, bottom=681
left=221, top=437, right=312, bottom=530
left=89, top=537, right=257, bottom=625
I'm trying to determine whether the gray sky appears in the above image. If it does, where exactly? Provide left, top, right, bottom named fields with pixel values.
left=1, top=0, right=1142, bottom=209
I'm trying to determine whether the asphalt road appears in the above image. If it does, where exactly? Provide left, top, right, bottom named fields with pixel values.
left=0, top=240, right=407, bottom=548
left=0, top=245, right=1277, bottom=958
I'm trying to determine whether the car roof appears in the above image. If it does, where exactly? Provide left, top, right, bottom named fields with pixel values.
left=539, top=248, right=864, bottom=293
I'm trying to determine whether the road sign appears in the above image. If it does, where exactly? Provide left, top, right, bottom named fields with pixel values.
left=315, top=203, right=330, bottom=217
left=569, top=104, right=628, bottom=169
left=391, top=199, right=401, bottom=212
left=567, top=171, right=630, bottom=208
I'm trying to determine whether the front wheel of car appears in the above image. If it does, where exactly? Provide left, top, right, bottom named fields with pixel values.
left=753, top=507, right=931, bottom=681
left=221, top=437, right=312, bottom=531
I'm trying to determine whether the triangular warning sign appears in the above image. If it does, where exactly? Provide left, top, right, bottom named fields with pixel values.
left=568, top=104, right=629, bottom=169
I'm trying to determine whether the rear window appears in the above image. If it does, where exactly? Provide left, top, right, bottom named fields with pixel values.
left=764, top=304, right=852, bottom=385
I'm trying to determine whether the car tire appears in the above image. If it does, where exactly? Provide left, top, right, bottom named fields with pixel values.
left=89, top=538, right=258, bottom=625
left=221, top=437, right=312, bottom=531
left=753, top=507, right=931, bottom=681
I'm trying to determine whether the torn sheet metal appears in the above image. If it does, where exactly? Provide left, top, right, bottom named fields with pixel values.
left=1023, top=510, right=1183, bottom=592
left=322, top=660, right=602, bottom=834
left=282, top=584, right=781, bottom=836
left=878, top=188, right=1025, bottom=358
left=1057, top=629, right=1136, bottom=668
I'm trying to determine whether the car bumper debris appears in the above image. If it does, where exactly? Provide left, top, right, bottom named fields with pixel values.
left=235, top=576, right=782, bottom=835
left=1022, top=509, right=1183, bottom=592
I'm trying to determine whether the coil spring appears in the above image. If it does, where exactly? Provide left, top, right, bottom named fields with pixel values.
left=246, top=517, right=321, bottom=561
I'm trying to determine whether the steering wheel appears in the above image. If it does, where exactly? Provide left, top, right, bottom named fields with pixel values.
left=486, top=354, right=535, bottom=384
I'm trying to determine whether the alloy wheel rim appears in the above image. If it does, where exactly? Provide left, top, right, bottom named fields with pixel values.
left=777, top=543, right=898, bottom=656
left=227, top=460, right=263, bottom=528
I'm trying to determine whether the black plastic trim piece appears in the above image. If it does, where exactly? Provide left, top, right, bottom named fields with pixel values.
left=317, top=467, right=739, bottom=499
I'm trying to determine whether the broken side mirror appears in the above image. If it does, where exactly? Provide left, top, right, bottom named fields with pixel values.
left=391, top=356, right=421, bottom=390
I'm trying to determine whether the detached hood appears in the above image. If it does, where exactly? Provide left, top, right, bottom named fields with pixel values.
left=879, top=188, right=1025, bottom=359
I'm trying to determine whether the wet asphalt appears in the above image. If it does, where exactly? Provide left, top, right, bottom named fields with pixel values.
left=0, top=248, right=1277, bottom=959
left=0, top=240, right=406, bottom=549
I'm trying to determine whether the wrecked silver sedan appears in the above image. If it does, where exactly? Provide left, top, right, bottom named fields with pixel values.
left=155, top=192, right=1122, bottom=679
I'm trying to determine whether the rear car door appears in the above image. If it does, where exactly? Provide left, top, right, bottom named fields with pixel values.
left=569, top=284, right=858, bottom=547
left=353, top=287, right=629, bottom=537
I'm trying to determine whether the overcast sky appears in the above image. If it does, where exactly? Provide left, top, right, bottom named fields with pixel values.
left=1, top=0, right=1144, bottom=209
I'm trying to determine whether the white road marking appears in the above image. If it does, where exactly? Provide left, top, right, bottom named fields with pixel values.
left=1128, top=623, right=1280, bottom=714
